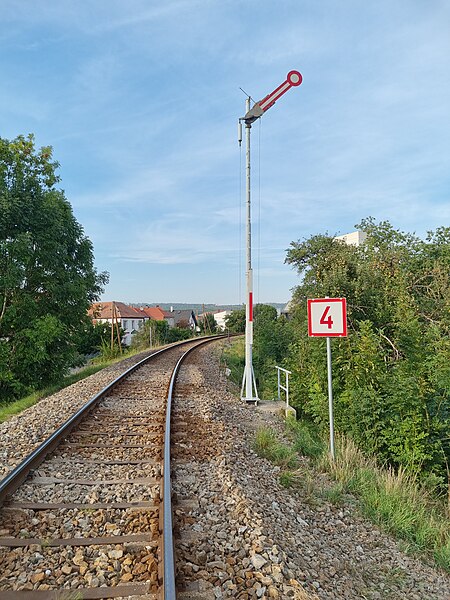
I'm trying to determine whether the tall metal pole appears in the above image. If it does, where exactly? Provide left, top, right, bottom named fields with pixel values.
left=326, top=336, right=336, bottom=460
left=241, top=97, right=259, bottom=403
left=238, top=71, right=302, bottom=404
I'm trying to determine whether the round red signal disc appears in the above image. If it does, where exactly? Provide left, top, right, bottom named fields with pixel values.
left=287, top=70, right=302, bottom=86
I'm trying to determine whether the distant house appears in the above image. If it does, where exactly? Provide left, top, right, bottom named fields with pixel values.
left=88, top=301, right=145, bottom=346
left=280, top=300, right=295, bottom=320
left=134, top=306, right=166, bottom=322
left=163, top=307, right=198, bottom=330
left=199, top=309, right=231, bottom=331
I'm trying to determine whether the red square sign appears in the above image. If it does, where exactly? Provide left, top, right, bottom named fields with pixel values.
left=307, top=298, right=347, bottom=337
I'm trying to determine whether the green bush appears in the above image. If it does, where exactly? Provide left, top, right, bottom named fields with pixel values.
left=287, top=418, right=326, bottom=458
left=285, top=219, right=450, bottom=484
left=254, top=427, right=298, bottom=469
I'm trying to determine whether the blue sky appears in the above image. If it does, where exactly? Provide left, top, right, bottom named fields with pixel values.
left=2, top=1, right=449, bottom=304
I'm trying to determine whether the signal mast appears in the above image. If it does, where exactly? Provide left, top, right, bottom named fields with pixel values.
left=238, top=71, right=302, bottom=403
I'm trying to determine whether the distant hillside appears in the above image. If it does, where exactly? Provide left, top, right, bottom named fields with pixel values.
left=133, top=302, right=286, bottom=312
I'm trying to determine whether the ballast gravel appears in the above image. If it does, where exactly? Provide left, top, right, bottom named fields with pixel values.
left=0, top=341, right=449, bottom=599
left=171, top=343, right=449, bottom=600
left=0, top=350, right=157, bottom=479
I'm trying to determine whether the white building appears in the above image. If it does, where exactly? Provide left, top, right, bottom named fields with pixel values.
left=213, top=310, right=232, bottom=331
left=334, top=231, right=367, bottom=247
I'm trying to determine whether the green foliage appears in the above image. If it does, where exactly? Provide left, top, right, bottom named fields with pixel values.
left=76, top=321, right=112, bottom=356
left=286, top=417, right=326, bottom=458
left=285, top=219, right=450, bottom=483
left=221, top=304, right=294, bottom=399
left=224, top=307, right=245, bottom=333
left=166, top=326, right=194, bottom=343
left=97, top=339, right=123, bottom=361
left=131, top=319, right=170, bottom=350
left=252, top=304, right=295, bottom=398
left=220, top=338, right=245, bottom=387
left=199, top=313, right=217, bottom=334
left=0, top=134, right=108, bottom=401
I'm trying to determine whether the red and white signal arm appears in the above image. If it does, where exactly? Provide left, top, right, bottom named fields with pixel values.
left=307, top=298, right=347, bottom=337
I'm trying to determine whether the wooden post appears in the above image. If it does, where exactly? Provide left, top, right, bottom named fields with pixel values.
left=111, top=301, right=115, bottom=351
left=114, top=304, right=122, bottom=353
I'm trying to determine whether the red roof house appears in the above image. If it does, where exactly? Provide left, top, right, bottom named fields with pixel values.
left=88, top=302, right=145, bottom=345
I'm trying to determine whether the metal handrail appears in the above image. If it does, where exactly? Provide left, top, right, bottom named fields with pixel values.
left=275, top=365, right=292, bottom=413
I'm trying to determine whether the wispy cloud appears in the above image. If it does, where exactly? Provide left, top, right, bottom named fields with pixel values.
left=2, top=1, right=449, bottom=303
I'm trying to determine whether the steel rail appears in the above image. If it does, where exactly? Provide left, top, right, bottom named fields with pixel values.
left=162, top=336, right=221, bottom=600
left=0, top=335, right=223, bottom=507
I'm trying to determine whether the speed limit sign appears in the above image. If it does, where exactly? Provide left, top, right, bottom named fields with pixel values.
left=307, top=298, right=347, bottom=337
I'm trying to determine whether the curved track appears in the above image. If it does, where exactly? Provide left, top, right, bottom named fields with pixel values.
left=0, top=336, right=222, bottom=599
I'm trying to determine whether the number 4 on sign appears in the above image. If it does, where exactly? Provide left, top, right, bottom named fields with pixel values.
left=307, top=298, right=347, bottom=337
left=319, top=306, right=333, bottom=329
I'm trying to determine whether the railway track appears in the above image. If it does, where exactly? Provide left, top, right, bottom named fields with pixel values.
left=0, top=336, right=223, bottom=599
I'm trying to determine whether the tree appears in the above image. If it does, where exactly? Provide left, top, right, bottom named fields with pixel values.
left=252, top=304, right=294, bottom=398
left=199, top=313, right=217, bottom=334
left=285, top=219, right=450, bottom=480
left=131, top=319, right=170, bottom=350
left=225, top=308, right=246, bottom=333
left=0, top=134, right=108, bottom=400
left=166, top=326, right=194, bottom=343
left=76, top=321, right=112, bottom=356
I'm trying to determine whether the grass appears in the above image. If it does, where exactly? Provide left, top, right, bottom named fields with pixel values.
left=286, top=416, right=326, bottom=459
left=279, top=470, right=297, bottom=488
left=320, top=435, right=450, bottom=572
left=0, top=348, right=144, bottom=424
left=253, top=418, right=450, bottom=572
left=254, top=427, right=298, bottom=470
left=319, top=481, right=346, bottom=504
left=220, top=337, right=245, bottom=387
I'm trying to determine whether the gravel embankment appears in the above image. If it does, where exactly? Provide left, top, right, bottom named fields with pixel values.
left=0, top=350, right=155, bottom=479
left=172, top=343, right=450, bottom=600
left=1, top=358, right=170, bottom=594
left=1, top=342, right=449, bottom=599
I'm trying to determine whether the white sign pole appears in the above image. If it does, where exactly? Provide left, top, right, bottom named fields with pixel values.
left=307, top=297, right=347, bottom=461
left=326, top=336, right=335, bottom=460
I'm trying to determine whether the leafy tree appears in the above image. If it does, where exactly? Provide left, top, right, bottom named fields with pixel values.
left=285, top=219, right=450, bottom=481
left=0, top=134, right=108, bottom=400
left=254, top=303, right=278, bottom=323
left=252, top=304, right=294, bottom=398
left=166, top=326, right=194, bottom=343
left=131, top=319, right=170, bottom=350
left=76, top=321, right=112, bottom=356
left=225, top=308, right=246, bottom=333
left=199, top=313, right=217, bottom=334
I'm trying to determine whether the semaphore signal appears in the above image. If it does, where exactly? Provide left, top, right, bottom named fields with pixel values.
left=238, top=71, right=303, bottom=404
